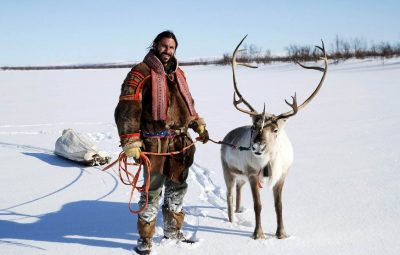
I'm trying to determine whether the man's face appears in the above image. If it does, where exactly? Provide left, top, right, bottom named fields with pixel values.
left=156, top=37, right=176, bottom=63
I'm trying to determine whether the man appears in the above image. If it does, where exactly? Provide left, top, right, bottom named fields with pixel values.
left=114, top=30, right=209, bottom=254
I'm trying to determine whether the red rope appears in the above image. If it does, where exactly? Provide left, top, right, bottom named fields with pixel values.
left=102, top=139, right=198, bottom=214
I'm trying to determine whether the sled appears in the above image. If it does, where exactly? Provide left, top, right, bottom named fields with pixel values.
left=55, top=128, right=111, bottom=166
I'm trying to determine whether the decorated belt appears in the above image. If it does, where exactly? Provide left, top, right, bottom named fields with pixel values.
left=141, top=129, right=186, bottom=139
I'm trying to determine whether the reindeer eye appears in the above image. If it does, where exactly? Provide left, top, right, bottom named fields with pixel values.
left=273, top=128, right=279, bottom=133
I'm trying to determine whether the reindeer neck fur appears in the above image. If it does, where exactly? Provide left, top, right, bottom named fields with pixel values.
left=267, top=126, right=293, bottom=187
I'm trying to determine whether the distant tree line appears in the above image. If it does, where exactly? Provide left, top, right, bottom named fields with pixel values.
left=2, top=36, right=399, bottom=70
left=218, top=35, right=400, bottom=65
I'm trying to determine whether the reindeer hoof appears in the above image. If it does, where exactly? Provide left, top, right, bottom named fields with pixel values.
left=276, top=229, right=288, bottom=239
left=252, top=230, right=266, bottom=240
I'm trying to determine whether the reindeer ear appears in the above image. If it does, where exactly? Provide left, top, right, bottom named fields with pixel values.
left=251, top=115, right=260, bottom=123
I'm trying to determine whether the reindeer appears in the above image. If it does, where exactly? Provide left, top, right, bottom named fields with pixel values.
left=221, top=36, right=327, bottom=239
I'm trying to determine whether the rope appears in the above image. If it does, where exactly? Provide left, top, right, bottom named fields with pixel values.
left=102, top=139, right=197, bottom=214
left=208, top=127, right=254, bottom=151
left=208, top=138, right=251, bottom=151
left=103, top=133, right=254, bottom=214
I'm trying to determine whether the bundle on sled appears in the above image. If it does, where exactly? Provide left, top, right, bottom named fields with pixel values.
left=54, top=128, right=111, bottom=166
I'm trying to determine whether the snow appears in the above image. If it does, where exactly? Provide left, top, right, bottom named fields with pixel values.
left=1, top=57, right=400, bottom=255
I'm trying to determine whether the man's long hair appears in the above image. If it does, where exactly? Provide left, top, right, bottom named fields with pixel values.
left=150, top=30, right=178, bottom=50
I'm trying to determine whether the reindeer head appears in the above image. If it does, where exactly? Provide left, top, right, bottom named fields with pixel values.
left=249, top=111, right=286, bottom=155
left=231, top=35, right=327, bottom=156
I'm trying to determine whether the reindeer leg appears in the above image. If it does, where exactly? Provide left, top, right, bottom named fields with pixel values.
left=223, top=163, right=235, bottom=223
left=235, top=180, right=245, bottom=213
left=226, top=180, right=234, bottom=223
left=273, top=178, right=288, bottom=239
left=249, top=175, right=265, bottom=239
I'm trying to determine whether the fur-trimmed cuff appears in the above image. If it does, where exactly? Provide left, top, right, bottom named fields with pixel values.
left=195, top=118, right=206, bottom=126
left=120, top=133, right=142, bottom=147
left=122, top=140, right=143, bottom=150
left=189, top=117, right=206, bottom=132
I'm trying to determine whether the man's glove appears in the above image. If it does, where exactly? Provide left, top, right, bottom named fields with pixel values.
left=123, top=140, right=142, bottom=160
left=197, top=124, right=209, bottom=144
left=190, top=118, right=209, bottom=144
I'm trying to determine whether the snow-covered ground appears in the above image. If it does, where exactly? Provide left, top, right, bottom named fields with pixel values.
left=1, top=57, right=399, bottom=255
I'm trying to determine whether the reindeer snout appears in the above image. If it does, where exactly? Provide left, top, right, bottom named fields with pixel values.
left=252, top=142, right=266, bottom=155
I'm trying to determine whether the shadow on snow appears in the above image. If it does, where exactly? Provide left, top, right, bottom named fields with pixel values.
left=0, top=201, right=254, bottom=251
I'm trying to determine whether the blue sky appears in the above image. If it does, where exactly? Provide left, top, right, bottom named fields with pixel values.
left=1, top=0, right=399, bottom=66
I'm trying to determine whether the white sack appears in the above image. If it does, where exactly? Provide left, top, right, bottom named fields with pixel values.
left=55, top=128, right=111, bottom=166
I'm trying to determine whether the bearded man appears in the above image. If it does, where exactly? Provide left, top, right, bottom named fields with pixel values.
left=114, top=30, right=209, bottom=254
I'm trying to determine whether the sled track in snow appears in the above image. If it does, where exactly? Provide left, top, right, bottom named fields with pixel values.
left=0, top=141, right=54, bottom=154
left=0, top=142, right=119, bottom=210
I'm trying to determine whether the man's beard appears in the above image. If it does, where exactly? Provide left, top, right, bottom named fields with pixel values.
left=155, top=50, right=172, bottom=63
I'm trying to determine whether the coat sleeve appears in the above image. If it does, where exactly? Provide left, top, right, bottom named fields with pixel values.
left=176, top=67, right=204, bottom=130
left=114, top=63, right=150, bottom=146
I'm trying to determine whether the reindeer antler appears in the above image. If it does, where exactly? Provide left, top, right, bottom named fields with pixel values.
left=231, top=35, right=259, bottom=116
left=277, top=40, right=328, bottom=120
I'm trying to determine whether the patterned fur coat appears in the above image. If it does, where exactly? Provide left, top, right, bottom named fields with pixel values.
left=114, top=51, right=205, bottom=183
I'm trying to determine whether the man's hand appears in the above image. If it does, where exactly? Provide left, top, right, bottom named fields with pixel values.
left=190, top=118, right=209, bottom=144
left=196, top=124, right=209, bottom=144
left=123, top=141, right=142, bottom=159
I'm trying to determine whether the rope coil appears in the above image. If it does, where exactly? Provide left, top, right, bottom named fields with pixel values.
left=102, top=140, right=197, bottom=214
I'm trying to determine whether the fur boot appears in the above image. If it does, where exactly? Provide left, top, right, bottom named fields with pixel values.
left=136, top=218, right=156, bottom=253
left=162, top=206, right=186, bottom=240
